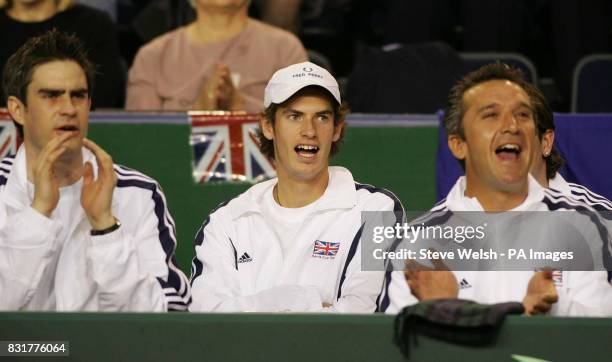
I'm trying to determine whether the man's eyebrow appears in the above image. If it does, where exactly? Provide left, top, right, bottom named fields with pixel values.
left=515, top=101, right=533, bottom=110
left=476, top=103, right=498, bottom=113
left=281, top=108, right=333, bottom=115
left=37, top=88, right=89, bottom=96
left=282, top=108, right=303, bottom=115
left=70, top=88, right=89, bottom=96
left=38, top=88, right=65, bottom=95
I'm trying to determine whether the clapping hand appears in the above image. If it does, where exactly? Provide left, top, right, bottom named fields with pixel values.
left=195, top=63, right=244, bottom=110
left=523, top=270, right=559, bottom=315
left=31, top=132, right=76, bottom=217
left=404, top=251, right=459, bottom=301
left=80, top=138, right=117, bottom=230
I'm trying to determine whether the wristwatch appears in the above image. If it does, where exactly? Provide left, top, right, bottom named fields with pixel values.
left=90, top=219, right=121, bottom=236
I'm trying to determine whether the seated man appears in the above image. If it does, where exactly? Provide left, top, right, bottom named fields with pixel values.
left=528, top=90, right=612, bottom=211
left=189, top=62, right=403, bottom=313
left=0, top=30, right=190, bottom=311
left=379, top=63, right=612, bottom=316
left=529, top=92, right=612, bottom=285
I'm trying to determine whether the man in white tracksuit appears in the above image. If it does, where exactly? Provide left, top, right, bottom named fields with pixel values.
left=528, top=87, right=612, bottom=288
left=0, top=30, right=190, bottom=311
left=380, top=63, right=612, bottom=316
left=527, top=88, right=612, bottom=212
left=189, top=62, right=404, bottom=313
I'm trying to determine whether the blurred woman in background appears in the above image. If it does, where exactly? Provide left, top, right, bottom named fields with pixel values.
left=126, top=0, right=307, bottom=112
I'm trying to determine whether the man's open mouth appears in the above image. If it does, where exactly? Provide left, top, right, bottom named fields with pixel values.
left=495, top=143, right=521, bottom=161
left=295, top=144, right=319, bottom=157
left=56, top=125, right=79, bottom=132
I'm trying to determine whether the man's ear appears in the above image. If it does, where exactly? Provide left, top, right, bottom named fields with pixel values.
left=261, top=116, right=274, bottom=141
left=540, top=129, right=554, bottom=156
left=7, top=95, right=26, bottom=127
left=448, top=134, right=467, bottom=161
left=332, top=120, right=344, bottom=142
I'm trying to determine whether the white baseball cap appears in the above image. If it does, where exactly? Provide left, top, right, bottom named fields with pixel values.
left=263, top=61, right=341, bottom=107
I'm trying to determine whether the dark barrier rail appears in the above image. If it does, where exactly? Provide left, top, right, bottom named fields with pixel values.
left=0, top=313, right=610, bottom=361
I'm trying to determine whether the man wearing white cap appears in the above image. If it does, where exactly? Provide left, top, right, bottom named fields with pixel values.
left=189, top=62, right=404, bottom=313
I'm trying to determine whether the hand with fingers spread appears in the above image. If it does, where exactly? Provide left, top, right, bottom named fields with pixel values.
left=30, top=132, right=76, bottom=217
left=523, top=270, right=559, bottom=315
left=404, top=253, right=458, bottom=301
left=80, top=138, right=118, bottom=230
left=195, top=63, right=244, bottom=110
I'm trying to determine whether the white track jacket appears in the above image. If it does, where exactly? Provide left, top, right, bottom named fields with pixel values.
left=380, top=176, right=612, bottom=316
left=549, top=173, right=612, bottom=212
left=190, top=167, right=404, bottom=313
left=0, top=148, right=190, bottom=311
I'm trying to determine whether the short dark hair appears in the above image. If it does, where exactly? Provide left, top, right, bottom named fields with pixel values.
left=444, top=62, right=565, bottom=176
left=528, top=85, right=565, bottom=179
left=2, top=29, right=95, bottom=137
left=444, top=63, right=534, bottom=139
left=257, top=85, right=348, bottom=160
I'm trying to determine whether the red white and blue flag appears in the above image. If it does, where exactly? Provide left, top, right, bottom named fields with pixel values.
left=312, top=240, right=340, bottom=258
left=552, top=269, right=563, bottom=287
left=0, top=109, right=20, bottom=158
left=189, top=112, right=276, bottom=183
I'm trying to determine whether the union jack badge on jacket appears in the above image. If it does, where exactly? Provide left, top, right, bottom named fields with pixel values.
left=0, top=109, right=21, bottom=158
left=552, top=270, right=563, bottom=287
left=312, top=240, right=340, bottom=259
left=189, top=112, right=276, bottom=183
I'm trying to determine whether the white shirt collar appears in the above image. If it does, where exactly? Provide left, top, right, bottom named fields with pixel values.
left=548, top=172, right=572, bottom=195
left=229, top=166, right=357, bottom=219
left=445, top=174, right=545, bottom=211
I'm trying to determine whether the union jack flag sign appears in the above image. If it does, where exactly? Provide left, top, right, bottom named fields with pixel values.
left=189, top=111, right=276, bottom=183
left=312, top=240, right=340, bottom=258
left=0, top=109, right=20, bottom=158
